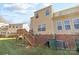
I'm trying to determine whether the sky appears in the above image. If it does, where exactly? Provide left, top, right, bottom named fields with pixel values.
left=0, top=3, right=79, bottom=25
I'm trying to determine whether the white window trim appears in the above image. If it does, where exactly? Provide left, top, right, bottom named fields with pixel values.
left=64, top=19, right=71, bottom=30
left=38, top=24, right=46, bottom=31
left=57, top=20, right=62, bottom=31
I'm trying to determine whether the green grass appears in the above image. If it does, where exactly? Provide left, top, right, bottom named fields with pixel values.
left=0, top=38, right=15, bottom=40
left=0, top=38, right=79, bottom=55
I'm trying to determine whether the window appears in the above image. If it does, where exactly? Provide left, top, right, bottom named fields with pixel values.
left=16, top=25, right=18, bottom=28
left=57, top=20, right=62, bottom=30
left=1, top=32, right=3, bottom=34
left=3, top=32, right=6, bottom=34
left=56, top=40, right=65, bottom=49
left=38, top=24, right=46, bottom=31
left=64, top=20, right=71, bottom=30
left=45, top=9, right=49, bottom=16
left=9, top=25, right=11, bottom=28
left=8, top=32, right=9, bottom=34
left=35, top=13, right=39, bottom=18
left=13, top=25, right=15, bottom=28
left=74, top=19, right=79, bottom=29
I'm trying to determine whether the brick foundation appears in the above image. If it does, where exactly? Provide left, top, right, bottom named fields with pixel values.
left=35, top=34, right=78, bottom=49
left=16, top=29, right=79, bottom=49
left=35, top=34, right=54, bottom=46
left=56, top=34, right=78, bottom=49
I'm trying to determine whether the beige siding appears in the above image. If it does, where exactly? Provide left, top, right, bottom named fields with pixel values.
left=31, top=6, right=55, bottom=35
left=30, top=5, right=79, bottom=35
left=54, top=14, right=79, bottom=34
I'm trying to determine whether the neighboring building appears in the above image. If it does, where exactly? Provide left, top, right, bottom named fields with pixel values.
left=0, top=25, right=8, bottom=37
left=0, top=16, right=29, bottom=38
left=0, top=16, right=24, bottom=37
left=0, top=23, right=23, bottom=37
left=6, top=24, right=23, bottom=37
left=30, top=5, right=79, bottom=49
left=0, top=16, right=8, bottom=37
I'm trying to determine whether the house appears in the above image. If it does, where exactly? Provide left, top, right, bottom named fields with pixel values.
left=0, top=23, right=23, bottom=37
left=30, top=5, right=79, bottom=49
left=0, top=16, right=24, bottom=37
left=6, top=24, right=23, bottom=37
left=0, top=16, right=8, bottom=37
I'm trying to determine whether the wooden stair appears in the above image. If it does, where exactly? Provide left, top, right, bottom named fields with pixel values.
left=16, top=29, right=36, bottom=47
left=16, top=29, right=54, bottom=47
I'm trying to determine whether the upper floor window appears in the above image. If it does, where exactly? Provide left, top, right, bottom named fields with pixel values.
left=16, top=25, right=18, bottom=28
left=35, top=13, right=39, bottom=18
left=57, top=20, right=62, bottom=30
left=13, top=25, right=15, bottom=28
left=38, top=24, right=46, bottom=31
left=74, top=19, right=79, bottom=29
left=9, top=25, right=11, bottom=28
left=64, top=20, right=71, bottom=30
left=45, top=9, right=50, bottom=16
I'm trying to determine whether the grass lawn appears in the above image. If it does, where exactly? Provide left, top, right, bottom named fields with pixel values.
left=0, top=38, right=15, bottom=40
left=0, top=38, right=79, bottom=55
